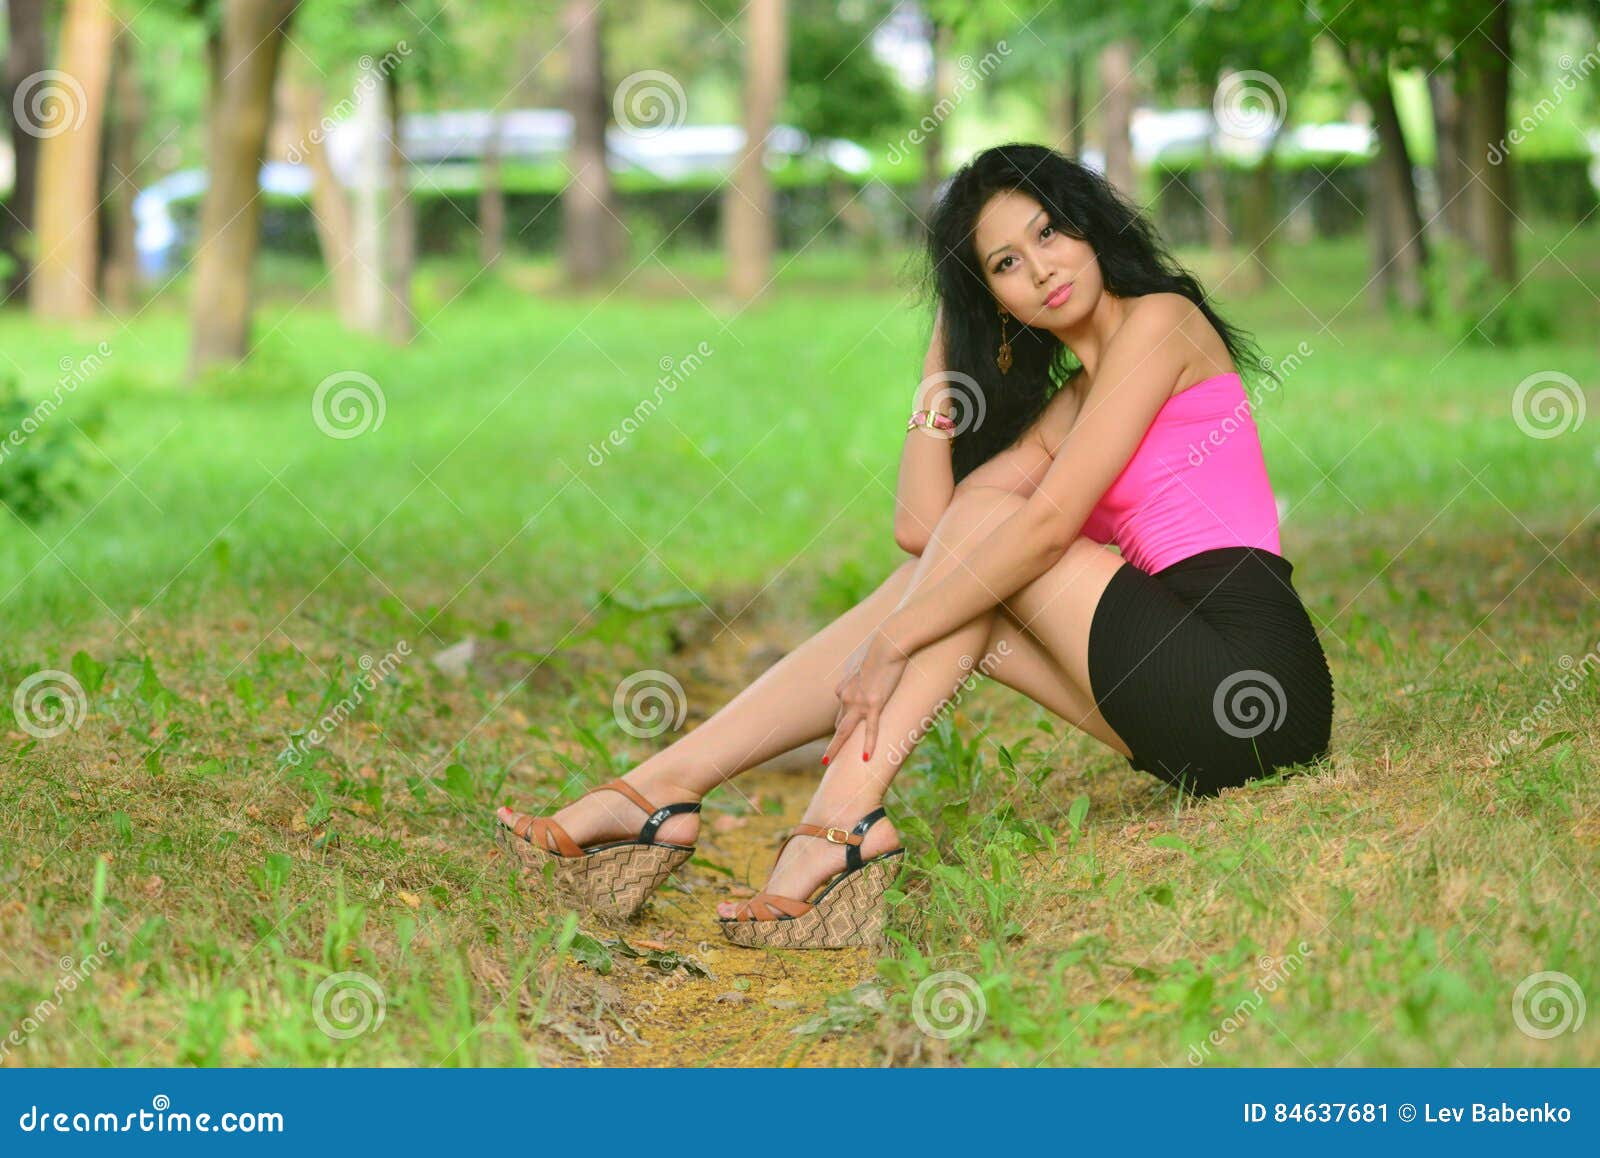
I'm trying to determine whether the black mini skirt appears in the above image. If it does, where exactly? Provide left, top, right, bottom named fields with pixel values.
left=1086, top=546, right=1334, bottom=797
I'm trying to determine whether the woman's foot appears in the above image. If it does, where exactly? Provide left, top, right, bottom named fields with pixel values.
left=497, top=771, right=702, bottom=852
left=716, top=809, right=900, bottom=919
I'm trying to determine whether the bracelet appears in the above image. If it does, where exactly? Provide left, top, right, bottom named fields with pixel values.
left=906, top=409, right=957, bottom=434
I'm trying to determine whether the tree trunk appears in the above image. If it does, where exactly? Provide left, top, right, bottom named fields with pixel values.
left=101, top=21, right=143, bottom=311
left=350, top=57, right=385, bottom=332
left=562, top=0, right=622, bottom=289
left=479, top=112, right=506, bottom=269
left=1098, top=38, right=1137, bottom=201
left=3, top=0, right=47, bottom=300
left=30, top=0, right=115, bottom=320
left=1427, top=67, right=1466, bottom=239
left=724, top=0, right=786, bottom=302
left=1460, top=0, right=1515, bottom=282
left=1200, top=82, right=1231, bottom=255
left=1355, top=57, right=1429, bottom=312
left=187, top=0, right=300, bottom=377
left=1363, top=158, right=1394, bottom=312
left=382, top=67, right=415, bottom=344
left=1237, top=138, right=1278, bottom=291
left=917, top=18, right=951, bottom=223
left=284, top=70, right=361, bottom=326
left=1061, top=47, right=1084, bottom=158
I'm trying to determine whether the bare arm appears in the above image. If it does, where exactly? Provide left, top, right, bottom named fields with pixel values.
left=881, top=295, right=1196, bottom=657
left=892, top=309, right=957, bottom=555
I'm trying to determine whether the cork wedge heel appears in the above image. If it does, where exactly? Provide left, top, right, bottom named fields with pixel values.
left=719, top=806, right=904, bottom=950
left=496, top=778, right=700, bottom=921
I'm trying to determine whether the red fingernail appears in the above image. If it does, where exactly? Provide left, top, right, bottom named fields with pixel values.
left=862, top=751, right=869, bottom=761
left=821, top=756, right=829, bottom=766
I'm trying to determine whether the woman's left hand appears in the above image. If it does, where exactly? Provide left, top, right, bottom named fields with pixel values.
left=822, top=628, right=911, bottom=765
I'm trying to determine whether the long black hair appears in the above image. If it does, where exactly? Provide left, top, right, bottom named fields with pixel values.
left=918, top=142, right=1266, bottom=483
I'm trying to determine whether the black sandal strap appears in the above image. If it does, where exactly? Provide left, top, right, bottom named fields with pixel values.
left=638, top=800, right=701, bottom=844
left=845, top=806, right=887, bottom=872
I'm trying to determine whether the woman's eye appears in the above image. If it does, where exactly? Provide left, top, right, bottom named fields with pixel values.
left=996, top=255, right=1014, bottom=272
left=1041, top=223, right=1055, bottom=239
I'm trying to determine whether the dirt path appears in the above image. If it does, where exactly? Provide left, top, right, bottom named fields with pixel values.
left=531, top=759, right=885, bottom=1066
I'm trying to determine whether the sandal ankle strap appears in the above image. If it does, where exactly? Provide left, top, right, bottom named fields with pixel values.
left=788, top=806, right=887, bottom=872
left=593, top=778, right=702, bottom=845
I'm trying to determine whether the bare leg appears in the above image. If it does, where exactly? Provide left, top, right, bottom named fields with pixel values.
left=716, top=485, right=1127, bottom=917
left=499, top=494, right=1127, bottom=851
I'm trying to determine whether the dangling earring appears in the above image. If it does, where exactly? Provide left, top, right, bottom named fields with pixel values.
left=996, top=305, right=1013, bottom=374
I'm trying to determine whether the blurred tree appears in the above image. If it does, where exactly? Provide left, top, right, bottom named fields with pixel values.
left=187, top=0, right=300, bottom=375
left=289, top=0, right=451, bottom=341
left=101, top=17, right=145, bottom=312
left=724, top=0, right=786, bottom=302
left=31, top=0, right=114, bottom=320
left=563, top=0, right=623, bottom=288
left=2, top=0, right=47, bottom=300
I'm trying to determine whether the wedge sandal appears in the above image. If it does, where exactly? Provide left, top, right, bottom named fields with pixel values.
left=495, top=778, right=701, bottom=920
left=719, top=806, right=904, bottom=950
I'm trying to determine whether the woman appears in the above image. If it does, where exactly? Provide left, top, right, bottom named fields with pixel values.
left=495, top=143, right=1334, bottom=950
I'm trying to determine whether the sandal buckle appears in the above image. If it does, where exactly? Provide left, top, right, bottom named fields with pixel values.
left=824, top=826, right=851, bottom=844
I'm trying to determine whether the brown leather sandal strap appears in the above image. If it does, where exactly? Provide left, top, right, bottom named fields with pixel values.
left=594, top=778, right=657, bottom=816
left=743, top=891, right=812, bottom=920
left=789, top=821, right=864, bottom=846
left=526, top=816, right=583, bottom=857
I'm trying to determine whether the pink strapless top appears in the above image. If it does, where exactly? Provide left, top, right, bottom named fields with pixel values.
left=1080, top=371, right=1280, bottom=574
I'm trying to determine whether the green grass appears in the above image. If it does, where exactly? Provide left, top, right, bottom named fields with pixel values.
left=1, top=229, right=1597, bottom=1066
